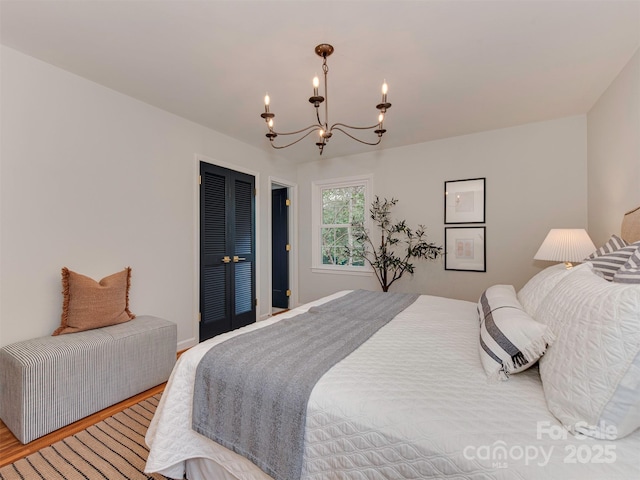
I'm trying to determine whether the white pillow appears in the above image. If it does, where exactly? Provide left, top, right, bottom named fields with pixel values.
left=537, top=265, right=640, bottom=439
left=478, top=285, right=555, bottom=381
left=517, top=263, right=588, bottom=319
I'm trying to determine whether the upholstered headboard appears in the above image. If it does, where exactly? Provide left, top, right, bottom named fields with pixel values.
left=621, top=206, right=640, bottom=243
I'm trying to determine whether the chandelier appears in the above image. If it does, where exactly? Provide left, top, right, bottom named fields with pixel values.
left=260, top=43, right=391, bottom=155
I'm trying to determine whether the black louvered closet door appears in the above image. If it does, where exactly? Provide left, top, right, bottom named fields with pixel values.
left=200, top=162, right=256, bottom=342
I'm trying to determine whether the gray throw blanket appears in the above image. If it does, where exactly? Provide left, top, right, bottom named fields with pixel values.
left=192, top=289, right=419, bottom=480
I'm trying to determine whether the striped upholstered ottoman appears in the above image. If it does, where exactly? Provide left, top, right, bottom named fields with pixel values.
left=0, top=316, right=176, bottom=444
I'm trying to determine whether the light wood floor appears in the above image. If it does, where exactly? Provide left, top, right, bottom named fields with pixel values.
left=0, top=349, right=187, bottom=468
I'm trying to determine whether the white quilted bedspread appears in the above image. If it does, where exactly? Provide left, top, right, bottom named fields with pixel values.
left=145, top=292, right=640, bottom=480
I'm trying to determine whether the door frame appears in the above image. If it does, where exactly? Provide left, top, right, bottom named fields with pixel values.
left=269, top=176, right=298, bottom=315
left=193, top=154, right=261, bottom=343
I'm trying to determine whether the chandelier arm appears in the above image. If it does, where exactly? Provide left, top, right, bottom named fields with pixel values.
left=331, top=127, right=383, bottom=146
left=271, top=124, right=322, bottom=137
left=330, top=122, right=382, bottom=131
left=269, top=128, right=322, bottom=149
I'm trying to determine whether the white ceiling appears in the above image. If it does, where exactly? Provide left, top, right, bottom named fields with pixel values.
left=1, top=0, right=639, bottom=162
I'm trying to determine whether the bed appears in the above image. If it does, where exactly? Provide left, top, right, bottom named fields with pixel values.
left=145, top=208, right=640, bottom=480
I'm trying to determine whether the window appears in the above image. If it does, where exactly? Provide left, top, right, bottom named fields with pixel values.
left=312, top=175, right=372, bottom=274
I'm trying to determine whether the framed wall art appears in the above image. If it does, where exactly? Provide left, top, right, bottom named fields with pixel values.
left=444, top=177, right=485, bottom=224
left=445, top=226, right=486, bottom=272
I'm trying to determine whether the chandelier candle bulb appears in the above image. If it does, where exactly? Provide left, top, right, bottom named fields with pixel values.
left=264, top=94, right=270, bottom=113
left=382, top=81, right=388, bottom=103
left=313, top=76, right=319, bottom=96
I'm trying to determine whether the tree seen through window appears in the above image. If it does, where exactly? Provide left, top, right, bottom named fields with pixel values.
left=321, top=186, right=365, bottom=266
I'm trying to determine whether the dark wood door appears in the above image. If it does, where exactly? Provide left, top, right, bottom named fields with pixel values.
left=200, top=162, right=256, bottom=341
left=272, top=188, right=289, bottom=309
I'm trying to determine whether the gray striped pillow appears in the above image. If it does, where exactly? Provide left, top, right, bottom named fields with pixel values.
left=587, top=240, right=640, bottom=281
left=613, top=248, right=640, bottom=284
left=586, top=234, right=628, bottom=258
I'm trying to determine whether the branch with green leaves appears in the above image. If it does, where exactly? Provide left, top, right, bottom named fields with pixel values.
left=347, top=197, right=443, bottom=292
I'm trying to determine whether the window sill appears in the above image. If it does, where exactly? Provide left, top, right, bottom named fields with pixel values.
left=311, top=266, right=373, bottom=277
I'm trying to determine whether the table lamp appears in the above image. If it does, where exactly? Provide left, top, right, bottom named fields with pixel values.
left=534, top=229, right=596, bottom=269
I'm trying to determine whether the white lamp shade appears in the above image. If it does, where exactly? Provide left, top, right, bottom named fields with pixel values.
left=534, top=229, right=596, bottom=263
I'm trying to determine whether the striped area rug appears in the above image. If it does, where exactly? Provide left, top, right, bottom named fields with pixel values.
left=0, top=394, right=168, bottom=480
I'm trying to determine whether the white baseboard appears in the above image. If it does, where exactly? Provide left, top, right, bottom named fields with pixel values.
left=177, top=337, right=197, bottom=352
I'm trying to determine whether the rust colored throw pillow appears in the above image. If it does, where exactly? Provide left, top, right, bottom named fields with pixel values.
left=53, top=267, right=135, bottom=335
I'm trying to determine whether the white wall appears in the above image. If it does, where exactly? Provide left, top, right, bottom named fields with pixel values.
left=0, top=46, right=297, bottom=349
left=587, top=48, right=640, bottom=246
left=296, top=116, right=588, bottom=303
left=6, top=42, right=632, bottom=347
